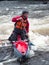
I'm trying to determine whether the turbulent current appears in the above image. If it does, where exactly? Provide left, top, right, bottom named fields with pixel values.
left=0, top=1, right=49, bottom=65
left=0, top=1, right=49, bottom=51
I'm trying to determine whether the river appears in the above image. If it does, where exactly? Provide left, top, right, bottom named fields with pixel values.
left=0, top=1, right=49, bottom=65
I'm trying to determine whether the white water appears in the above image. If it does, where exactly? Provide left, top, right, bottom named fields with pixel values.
left=0, top=15, right=49, bottom=51
left=0, top=2, right=49, bottom=52
left=29, top=17, right=49, bottom=51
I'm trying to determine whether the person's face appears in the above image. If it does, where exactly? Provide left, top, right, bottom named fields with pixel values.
left=23, top=13, right=29, bottom=18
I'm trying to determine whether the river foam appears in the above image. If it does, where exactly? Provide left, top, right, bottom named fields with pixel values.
left=0, top=15, right=49, bottom=51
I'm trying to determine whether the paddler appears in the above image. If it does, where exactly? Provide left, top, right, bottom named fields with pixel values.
left=8, top=11, right=29, bottom=42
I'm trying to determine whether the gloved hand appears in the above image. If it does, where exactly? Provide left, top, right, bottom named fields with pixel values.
left=26, top=33, right=29, bottom=37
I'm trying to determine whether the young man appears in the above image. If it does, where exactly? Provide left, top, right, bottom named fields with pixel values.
left=8, top=11, right=29, bottom=42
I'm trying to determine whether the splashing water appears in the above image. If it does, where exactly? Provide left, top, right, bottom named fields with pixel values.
left=0, top=2, right=49, bottom=52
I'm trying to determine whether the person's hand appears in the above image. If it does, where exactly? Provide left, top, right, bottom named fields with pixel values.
left=26, top=33, right=29, bottom=37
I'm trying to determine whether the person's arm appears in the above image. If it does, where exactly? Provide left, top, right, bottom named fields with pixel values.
left=12, top=16, right=21, bottom=22
left=12, top=17, right=17, bottom=22
left=26, top=21, right=29, bottom=33
left=25, top=21, right=29, bottom=38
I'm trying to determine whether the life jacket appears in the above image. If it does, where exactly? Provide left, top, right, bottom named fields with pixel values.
left=15, top=19, right=27, bottom=29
